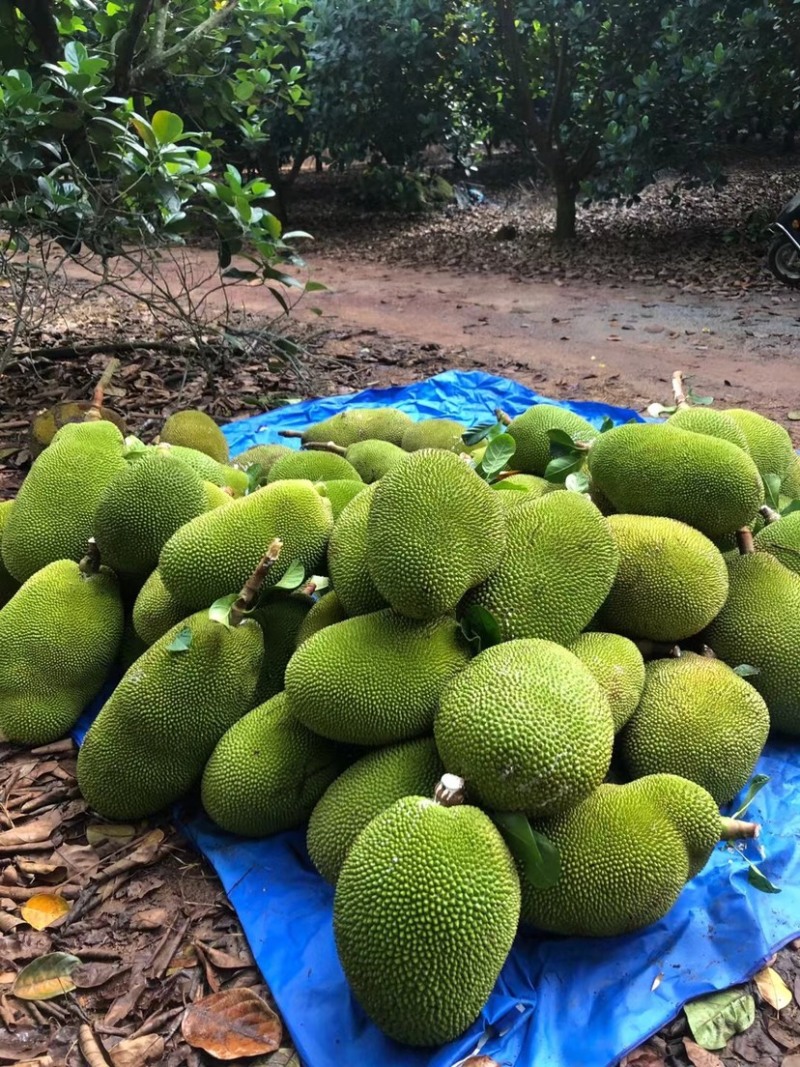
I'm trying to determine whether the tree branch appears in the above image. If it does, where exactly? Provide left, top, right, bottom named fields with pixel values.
left=14, top=0, right=61, bottom=63
left=112, top=0, right=156, bottom=94
left=494, top=0, right=550, bottom=159
left=130, top=0, right=241, bottom=86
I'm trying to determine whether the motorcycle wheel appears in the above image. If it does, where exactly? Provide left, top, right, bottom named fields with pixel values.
left=767, top=234, right=800, bottom=288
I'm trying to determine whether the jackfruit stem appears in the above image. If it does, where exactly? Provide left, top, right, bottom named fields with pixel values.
left=85, top=358, right=120, bottom=422
left=78, top=538, right=102, bottom=576
left=759, top=504, right=782, bottom=525
left=672, top=370, right=690, bottom=410
left=719, top=817, right=760, bottom=841
left=278, top=429, right=305, bottom=439
left=736, top=528, right=756, bottom=555
left=494, top=408, right=513, bottom=427
left=303, top=441, right=348, bottom=457
left=700, top=644, right=717, bottom=659
left=434, top=774, right=466, bottom=808
left=229, top=539, right=283, bottom=627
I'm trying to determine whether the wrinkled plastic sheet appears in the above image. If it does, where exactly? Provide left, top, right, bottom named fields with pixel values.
left=74, top=371, right=800, bottom=1067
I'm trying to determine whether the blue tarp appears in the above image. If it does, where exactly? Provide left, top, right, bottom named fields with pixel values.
left=76, top=371, right=800, bottom=1067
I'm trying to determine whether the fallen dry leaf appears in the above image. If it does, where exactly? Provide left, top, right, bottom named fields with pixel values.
left=108, top=1034, right=165, bottom=1066
left=683, top=1038, right=725, bottom=1067
left=753, top=965, right=793, bottom=1010
left=181, top=988, right=282, bottom=1060
left=86, top=823, right=139, bottom=848
left=78, top=1023, right=112, bottom=1067
left=72, top=961, right=128, bottom=989
left=12, top=951, right=81, bottom=1000
left=621, top=1044, right=666, bottom=1066
left=0, top=811, right=61, bottom=847
left=21, top=893, right=70, bottom=930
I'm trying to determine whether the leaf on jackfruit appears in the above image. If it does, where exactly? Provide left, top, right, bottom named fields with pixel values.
left=458, top=603, right=501, bottom=654
left=274, top=560, right=305, bottom=590
left=684, top=986, right=755, bottom=1049
left=209, top=593, right=239, bottom=628
left=493, top=811, right=561, bottom=890
left=731, top=774, right=770, bottom=818
left=167, top=627, right=192, bottom=653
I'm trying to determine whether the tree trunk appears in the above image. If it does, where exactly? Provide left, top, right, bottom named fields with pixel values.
left=554, top=176, right=577, bottom=241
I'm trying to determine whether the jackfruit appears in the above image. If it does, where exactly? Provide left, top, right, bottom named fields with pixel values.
left=94, top=451, right=208, bottom=580
left=267, top=450, right=362, bottom=484
left=588, top=422, right=763, bottom=541
left=0, top=502, right=19, bottom=608
left=159, top=480, right=333, bottom=612
left=307, top=737, right=444, bottom=884
left=117, top=617, right=149, bottom=674
left=332, top=439, right=407, bottom=482
left=286, top=408, right=413, bottom=447
left=160, top=409, right=229, bottom=463
left=315, top=478, right=366, bottom=519
left=251, top=590, right=313, bottom=700
left=400, top=418, right=467, bottom=453
left=333, top=782, right=520, bottom=1046
left=327, top=484, right=387, bottom=616
left=132, top=568, right=191, bottom=645
left=232, top=444, right=293, bottom=485
left=0, top=548, right=124, bottom=744
left=596, top=515, right=729, bottom=642
left=29, top=401, right=127, bottom=457
left=158, top=444, right=248, bottom=496
left=725, top=409, right=794, bottom=480
left=495, top=473, right=561, bottom=498
left=783, top=455, right=800, bottom=498
left=76, top=609, right=263, bottom=819
left=620, top=654, right=769, bottom=803
left=569, top=632, right=645, bottom=732
left=462, top=491, right=618, bottom=644
left=754, top=512, right=800, bottom=574
left=703, top=552, right=800, bottom=734
left=667, top=407, right=750, bottom=451
left=295, top=591, right=347, bottom=646
left=202, top=481, right=234, bottom=509
left=2, top=421, right=127, bottom=583
left=520, top=774, right=756, bottom=936
left=367, top=450, right=506, bottom=619
left=285, top=608, right=470, bottom=745
left=506, top=403, right=597, bottom=475
left=201, top=692, right=343, bottom=837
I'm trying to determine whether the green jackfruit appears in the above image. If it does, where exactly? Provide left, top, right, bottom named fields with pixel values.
left=132, top=568, right=191, bottom=645
left=251, top=590, right=313, bottom=700
left=29, top=401, right=127, bottom=458
left=295, top=591, right=347, bottom=646
left=435, top=639, right=613, bottom=816
left=159, top=480, right=333, bottom=612
left=783, top=455, right=800, bottom=499
left=327, top=484, right=387, bottom=616
left=725, top=409, right=795, bottom=480
left=307, top=737, right=444, bottom=884
left=0, top=549, right=123, bottom=744
left=569, top=632, right=645, bottom=732
left=0, top=502, right=19, bottom=608
left=160, top=410, right=229, bottom=463
left=493, top=474, right=561, bottom=510
left=77, top=610, right=263, bottom=819
left=267, top=450, right=362, bottom=484
left=202, top=481, right=234, bottom=509
left=754, top=512, right=800, bottom=574
left=2, top=421, right=127, bottom=583
left=506, top=403, right=597, bottom=475
left=462, top=491, right=618, bottom=645
left=157, top=444, right=248, bottom=496
left=587, top=423, right=763, bottom=540
left=286, top=608, right=470, bottom=745
left=667, top=407, right=750, bottom=451
left=116, top=616, right=149, bottom=674
left=333, top=785, right=520, bottom=1046
left=289, top=408, right=413, bottom=447
left=703, top=552, right=800, bottom=734
left=201, top=692, right=343, bottom=837
left=232, top=444, right=293, bottom=485
left=335, top=439, right=407, bottom=482
left=520, top=775, right=749, bottom=936
left=620, top=654, right=769, bottom=804
left=94, top=451, right=208, bottom=580
left=367, top=450, right=506, bottom=619
left=596, top=515, right=729, bottom=642
left=315, top=478, right=366, bottom=519
left=400, top=418, right=467, bottom=453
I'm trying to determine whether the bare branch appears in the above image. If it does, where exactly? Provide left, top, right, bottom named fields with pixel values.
left=14, top=0, right=61, bottom=63
left=113, top=0, right=156, bottom=94
left=131, top=0, right=241, bottom=86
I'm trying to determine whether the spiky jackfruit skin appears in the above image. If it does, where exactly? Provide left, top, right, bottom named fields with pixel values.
left=132, top=568, right=191, bottom=645
left=295, top=591, right=347, bottom=646
left=703, top=553, right=800, bottom=734
left=506, top=404, right=597, bottom=475
left=232, top=444, right=293, bottom=486
left=251, top=591, right=313, bottom=700
left=159, top=445, right=248, bottom=496
left=202, top=481, right=234, bottom=509
left=596, top=515, right=729, bottom=642
left=0, top=559, right=124, bottom=744
left=267, top=451, right=362, bottom=484
left=334, top=795, right=520, bottom=1047
left=201, top=693, right=343, bottom=838
left=315, top=479, right=366, bottom=520
left=569, top=632, right=645, bottom=732
left=1, top=421, right=126, bottom=583
left=307, top=738, right=444, bottom=884
left=400, top=418, right=467, bottom=453
left=299, top=408, right=413, bottom=447
left=587, top=423, right=763, bottom=541
left=667, top=408, right=750, bottom=451
left=160, top=410, right=229, bottom=463
left=435, top=639, right=613, bottom=816
left=94, top=452, right=208, bottom=579
left=725, top=409, right=795, bottom=480
left=783, top=455, right=800, bottom=499
left=116, top=617, right=149, bottom=674
left=462, top=492, right=618, bottom=645
left=520, top=775, right=721, bottom=936
left=754, top=512, right=800, bottom=574
left=343, top=440, right=407, bottom=482
left=327, top=484, right=387, bottom=616
left=77, top=613, right=263, bottom=819
left=0, top=502, right=19, bottom=608
left=620, top=654, right=769, bottom=804
left=158, top=480, right=333, bottom=612
left=286, top=609, right=470, bottom=745
left=367, top=450, right=506, bottom=619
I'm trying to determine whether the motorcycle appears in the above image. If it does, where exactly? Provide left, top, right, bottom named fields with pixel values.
left=767, top=191, right=800, bottom=288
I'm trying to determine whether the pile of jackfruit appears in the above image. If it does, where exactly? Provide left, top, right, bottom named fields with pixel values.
left=1, top=395, right=799, bottom=1047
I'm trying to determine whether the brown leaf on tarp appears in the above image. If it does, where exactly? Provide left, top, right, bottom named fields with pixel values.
left=0, top=811, right=61, bottom=847
left=753, top=965, right=793, bottom=1010
left=12, top=951, right=81, bottom=1000
left=181, top=988, right=282, bottom=1060
left=454, top=1058, right=501, bottom=1067
left=73, top=961, right=129, bottom=990
left=682, top=1038, right=725, bottom=1067
left=21, top=893, right=70, bottom=930
left=108, top=1034, right=165, bottom=1066
left=621, top=1043, right=667, bottom=1066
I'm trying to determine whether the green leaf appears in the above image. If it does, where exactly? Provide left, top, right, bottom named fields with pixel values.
left=684, top=987, right=755, bottom=1049
left=688, top=392, right=714, bottom=405
left=763, top=473, right=782, bottom=511
left=462, top=421, right=497, bottom=447
left=747, top=863, right=781, bottom=894
left=130, top=115, right=157, bottom=150
left=274, top=560, right=305, bottom=590
left=480, top=433, right=516, bottom=478
left=492, top=812, right=561, bottom=890
left=565, top=471, right=590, bottom=494
left=781, top=500, right=800, bottom=517
left=13, top=952, right=82, bottom=1000
left=547, top=427, right=582, bottom=457
left=544, top=454, right=585, bottom=483
left=151, top=110, right=183, bottom=146
left=304, top=280, right=327, bottom=292
left=730, top=773, right=770, bottom=819
left=458, top=603, right=502, bottom=653
left=599, top=416, right=616, bottom=433
left=208, top=593, right=238, bottom=629
left=167, top=627, right=192, bottom=653
left=492, top=481, right=529, bottom=493
left=733, top=663, right=760, bottom=678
